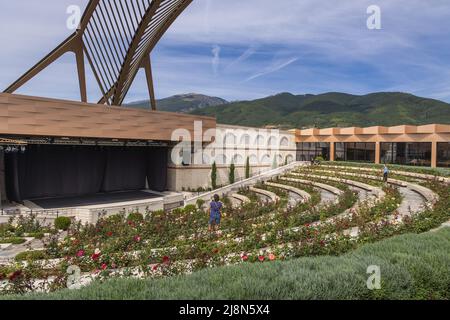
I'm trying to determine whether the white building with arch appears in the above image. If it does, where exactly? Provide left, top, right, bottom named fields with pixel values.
left=168, top=124, right=297, bottom=190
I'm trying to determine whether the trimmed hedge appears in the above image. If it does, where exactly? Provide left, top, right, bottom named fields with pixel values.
left=5, top=227, right=450, bottom=300
left=14, top=250, right=48, bottom=262
left=54, top=217, right=71, bottom=231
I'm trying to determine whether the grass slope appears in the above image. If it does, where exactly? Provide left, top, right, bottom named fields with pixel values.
left=190, top=92, right=450, bottom=128
left=6, top=228, right=450, bottom=300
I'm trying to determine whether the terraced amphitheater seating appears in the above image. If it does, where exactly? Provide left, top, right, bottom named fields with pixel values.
left=291, top=172, right=386, bottom=203
left=314, top=169, right=439, bottom=205
left=265, top=182, right=311, bottom=203
left=321, top=165, right=450, bottom=184
left=279, top=177, right=344, bottom=197
left=184, top=161, right=303, bottom=206
left=315, top=170, right=407, bottom=187
left=230, top=194, right=251, bottom=205
left=250, top=187, right=280, bottom=203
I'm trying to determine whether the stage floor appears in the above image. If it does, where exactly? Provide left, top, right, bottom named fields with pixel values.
left=28, top=190, right=160, bottom=209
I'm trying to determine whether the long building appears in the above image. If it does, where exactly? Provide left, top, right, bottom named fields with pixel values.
left=293, top=124, right=450, bottom=168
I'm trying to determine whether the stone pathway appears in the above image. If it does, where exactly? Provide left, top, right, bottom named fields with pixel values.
left=318, top=189, right=337, bottom=205
left=0, top=238, right=42, bottom=263
left=0, top=231, right=67, bottom=263
left=287, top=191, right=303, bottom=207
left=397, top=187, right=427, bottom=217
left=349, top=186, right=373, bottom=203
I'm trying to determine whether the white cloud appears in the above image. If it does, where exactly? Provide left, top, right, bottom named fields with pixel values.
left=211, top=44, right=221, bottom=76
left=225, top=46, right=258, bottom=72
left=245, top=57, right=299, bottom=82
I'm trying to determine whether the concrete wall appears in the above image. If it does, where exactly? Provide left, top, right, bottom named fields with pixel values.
left=184, top=162, right=305, bottom=205
left=167, top=164, right=272, bottom=191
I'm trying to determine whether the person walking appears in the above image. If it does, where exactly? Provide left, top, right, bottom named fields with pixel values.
left=208, top=194, right=223, bottom=232
left=383, top=164, right=390, bottom=183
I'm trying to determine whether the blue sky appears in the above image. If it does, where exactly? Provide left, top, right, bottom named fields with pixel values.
left=1, top=0, right=450, bottom=103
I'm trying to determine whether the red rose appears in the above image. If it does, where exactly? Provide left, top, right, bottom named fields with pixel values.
left=162, top=256, right=170, bottom=264
left=8, top=270, right=22, bottom=282
left=152, top=264, right=159, bottom=271
left=258, top=255, right=265, bottom=262
left=134, top=235, right=141, bottom=242
left=91, top=253, right=100, bottom=261
left=76, top=250, right=85, bottom=257
left=101, top=263, right=108, bottom=270
left=241, top=254, right=249, bottom=261
left=106, top=231, right=113, bottom=237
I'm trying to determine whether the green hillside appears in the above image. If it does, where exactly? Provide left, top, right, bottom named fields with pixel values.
left=189, top=92, right=450, bottom=128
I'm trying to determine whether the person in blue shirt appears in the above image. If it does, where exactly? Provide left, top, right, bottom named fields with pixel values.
left=383, top=164, right=389, bottom=183
left=208, top=194, right=223, bottom=232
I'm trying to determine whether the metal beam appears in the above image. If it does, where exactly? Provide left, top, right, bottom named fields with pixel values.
left=142, top=55, right=157, bottom=110
left=3, top=0, right=194, bottom=106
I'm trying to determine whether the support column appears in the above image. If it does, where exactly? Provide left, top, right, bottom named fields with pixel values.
left=375, top=142, right=381, bottom=164
left=431, top=141, right=437, bottom=168
left=142, top=55, right=157, bottom=110
left=0, top=149, right=6, bottom=205
left=74, top=47, right=87, bottom=102
left=329, top=142, right=335, bottom=162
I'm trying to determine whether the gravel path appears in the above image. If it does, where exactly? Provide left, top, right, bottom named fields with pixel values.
left=318, top=189, right=337, bottom=205
left=397, top=187, right=427, bottom=217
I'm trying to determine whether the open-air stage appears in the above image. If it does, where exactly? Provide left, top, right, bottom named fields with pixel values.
left=27, top=190, right=161, bottom=210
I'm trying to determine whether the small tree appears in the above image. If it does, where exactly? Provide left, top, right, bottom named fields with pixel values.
left=229, top=162, right=235, bottom=184
left=272, top=155, right=278, bottom=169
left=245, top=156, right=250, bottom=179
left=211, top=161, right=217, bottom=189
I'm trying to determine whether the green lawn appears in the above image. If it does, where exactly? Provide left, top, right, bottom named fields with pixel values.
left=4, top=227, right=449, bottom=300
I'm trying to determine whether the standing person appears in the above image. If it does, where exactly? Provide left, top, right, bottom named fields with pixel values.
left=383, top=164, right=389, bottom=183
left=208, top=194, right=223, bottom=232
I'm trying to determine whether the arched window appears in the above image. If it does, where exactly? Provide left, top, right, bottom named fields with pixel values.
left=233, top=154, right=244, bottom=165
left=268, top=136, right=277, bottom=147
left=280, top=137, right=289, bottom=147
left=255, top=135, right=265, bottom=146
left=261, top=154, right=271, bottom=164
left=224, top=133, right=237, bottom=145
left=249, top=154, right=259, bottom=165
left=240, top=134, right=250, bottom=146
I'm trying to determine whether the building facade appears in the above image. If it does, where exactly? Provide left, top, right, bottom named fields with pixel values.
left=167, top=124, right=297, bottom=190
left=293, top=124, right=450, bottom=168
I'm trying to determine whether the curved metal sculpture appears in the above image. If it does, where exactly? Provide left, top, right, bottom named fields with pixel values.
left=3, top=0, right=193, bottom=109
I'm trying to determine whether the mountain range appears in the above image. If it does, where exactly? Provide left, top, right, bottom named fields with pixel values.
left=127, top=92, right=450, bottom=129
left=126, top=93, right=227, bottom=113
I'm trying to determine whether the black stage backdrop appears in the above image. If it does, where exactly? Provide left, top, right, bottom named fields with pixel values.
left=5, top=145, right=168, bottom=202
